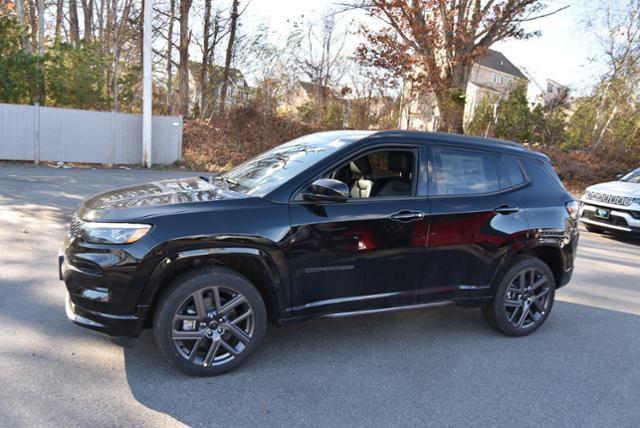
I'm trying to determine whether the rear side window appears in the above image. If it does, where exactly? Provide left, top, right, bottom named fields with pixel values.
left=503, top=156, right=526, bottom=187
left=431, top=147, right=503, bottom=195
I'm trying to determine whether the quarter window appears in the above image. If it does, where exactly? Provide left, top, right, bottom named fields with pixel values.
left=503, top=156, right=526, bottom=187
left=431, top=147, right=503, bottom=195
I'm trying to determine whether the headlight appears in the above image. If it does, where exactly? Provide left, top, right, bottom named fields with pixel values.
left=80, top=222, right=151, bottom=244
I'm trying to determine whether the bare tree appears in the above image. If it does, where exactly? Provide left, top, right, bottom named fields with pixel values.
left=292, top=10, right=348, bottom=121
left=590, top=0, right=640, bottom=151
left=14, top=0, right=32, bottom=53
left=178, top=0, right=193, bottom=118
left=69, top=0, right=81, bottom=46
left=80, top=0, right=95, bottom=42
left=217, top=0, right=240, bottom=115
left=166, top=0, right=176, bottom=114
left=54, top=0, right=64, bottom=40
left=199, top=0, right=212, bottom=119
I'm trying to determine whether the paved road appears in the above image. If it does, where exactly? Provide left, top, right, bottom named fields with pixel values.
left=1, top=165, right=640, bottom=427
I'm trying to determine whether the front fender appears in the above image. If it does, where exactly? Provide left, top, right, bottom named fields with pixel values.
left=137, top=243, right=290, bottom=321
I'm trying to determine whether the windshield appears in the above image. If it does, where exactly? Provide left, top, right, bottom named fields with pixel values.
left=620, top=168, right=640, bottom=183
left=218, top=131, right=370, bottom=196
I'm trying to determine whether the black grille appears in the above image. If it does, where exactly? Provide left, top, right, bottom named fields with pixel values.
left=585, top=191, right=633, bottom=206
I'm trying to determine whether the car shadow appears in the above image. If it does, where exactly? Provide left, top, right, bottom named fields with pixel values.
left=122, top=301, right=640, bottom=427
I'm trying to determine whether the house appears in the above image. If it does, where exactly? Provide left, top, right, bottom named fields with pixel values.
left=189, top=63, right=251, bottom=114
left=399, top=49, right=529, bottom=131
left=280, top=81, right=340, bottom=115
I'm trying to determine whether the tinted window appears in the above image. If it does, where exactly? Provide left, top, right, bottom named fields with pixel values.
left=431, top=147, right=502, bottom=195
left=503, top=156, right=526, bottom=187
left=327, top=150, right=415, bottom=199
left=220, top=132, right=369, bottom=196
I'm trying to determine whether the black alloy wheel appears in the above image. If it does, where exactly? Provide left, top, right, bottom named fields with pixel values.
left=154, top=266, right=267, bottom=376
left=482, top=256, right=556, bottom=337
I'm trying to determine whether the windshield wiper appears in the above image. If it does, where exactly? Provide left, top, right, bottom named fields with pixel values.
left=210, top=175, right=239, bottom=187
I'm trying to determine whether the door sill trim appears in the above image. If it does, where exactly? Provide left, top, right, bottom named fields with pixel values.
left=321, top=301, right=454, bottom=319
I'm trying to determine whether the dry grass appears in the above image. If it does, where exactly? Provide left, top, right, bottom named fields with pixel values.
left=181, top=106, right=322, bottom=172
left=181, top=107, right=635, bottom=193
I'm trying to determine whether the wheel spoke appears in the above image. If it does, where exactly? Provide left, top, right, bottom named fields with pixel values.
left=231, top=308, right=253, bottom=325
left=532, top=298, right=545, bottom=313
left=225, top=323, right=251, bottom=344
left=509, top=305, right=521, bottom=322
left=175, top=314, right=199, bottom=321
left=518, top=271, right=527, bottom=291
left=220, top=339, right=240, bottom=356
left=189, top=338, right=205, bottom=361
left=212, top=286, right=222, bottom=311
left=531, top=277, right=548, bottom=291
left=534, top=288, right=550, bottom=301
left=516, top=304, right=530, bottom=328
left=193, top=290, right=207, bottom=319
left=219, top=294, right=247, bottom=316
left=203, top=339, right=221, bottom=366
left=172, top=329, right=206, bottom=341
left=505, top=299, right=521, bottom=308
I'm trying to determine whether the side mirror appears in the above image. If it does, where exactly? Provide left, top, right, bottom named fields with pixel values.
left=303, top=178, right=349, bottom=203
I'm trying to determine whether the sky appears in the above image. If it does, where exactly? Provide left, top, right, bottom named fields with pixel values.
left=240, top=0, right=613, bottom=96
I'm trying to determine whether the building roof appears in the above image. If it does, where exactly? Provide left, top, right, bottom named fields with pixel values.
left=477, top=50, right=527, bottom=80
left=298, top=81, right=338, bottom=99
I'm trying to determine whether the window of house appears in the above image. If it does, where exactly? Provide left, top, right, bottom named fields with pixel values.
left=492, top=73, right=498, bottom=83
left=326, top=150, right=415, bottom=199
left=431, top=147, right=504, bottom=195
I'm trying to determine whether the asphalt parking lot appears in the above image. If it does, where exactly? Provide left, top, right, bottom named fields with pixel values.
left=1, top=165, right=640, bottom=427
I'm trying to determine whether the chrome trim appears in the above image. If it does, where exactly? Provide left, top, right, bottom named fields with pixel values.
left=322, top=301, right=454, bottom=318
left=581, top=217, right=632, bottom=232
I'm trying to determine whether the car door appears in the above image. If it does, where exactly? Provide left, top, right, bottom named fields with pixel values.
left=420, top=145, right=529, bottom=303
left=286, top=146, right=430, bottom=317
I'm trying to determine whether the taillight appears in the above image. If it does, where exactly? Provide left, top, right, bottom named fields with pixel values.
left=565, top=200, right=579, bottom=219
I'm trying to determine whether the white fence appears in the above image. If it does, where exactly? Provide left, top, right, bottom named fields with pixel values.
left=0, top=103, right=183, bottom=165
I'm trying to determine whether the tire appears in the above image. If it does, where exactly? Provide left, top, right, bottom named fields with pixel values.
left=153, top=266, right=267, bottom=376
left=585, top=224, right=606, bottom=234
left=482, top=256, right=555, bottom=337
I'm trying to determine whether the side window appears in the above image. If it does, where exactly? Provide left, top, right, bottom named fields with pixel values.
left=327, top=150, right=415, bottom=199
left=431, top=147, right=503, bottom=195
left=503, top=155, right=526, bottom=187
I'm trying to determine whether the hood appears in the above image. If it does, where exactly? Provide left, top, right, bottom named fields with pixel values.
left=585, top=180, right=640, bottom=197
left=78, top=177, right=248, bottom=221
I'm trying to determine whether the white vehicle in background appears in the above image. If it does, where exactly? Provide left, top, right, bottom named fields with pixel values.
left=580, top=167, right=640, bottom=236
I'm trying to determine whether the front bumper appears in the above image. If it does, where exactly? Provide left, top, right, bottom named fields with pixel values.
left=64, top=292, right=145, bottom=337
left=59, top=234, right=155, bottom=338
left=580, top=202, right=640, bottom=234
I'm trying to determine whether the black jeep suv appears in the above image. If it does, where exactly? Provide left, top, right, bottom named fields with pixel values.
left=60, top=130, right=579, bottom=376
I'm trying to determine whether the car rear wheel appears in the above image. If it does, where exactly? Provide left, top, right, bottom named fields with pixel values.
left=153, top=266, right=267, bottom=376
left=482, top=256, right=555, bottom=337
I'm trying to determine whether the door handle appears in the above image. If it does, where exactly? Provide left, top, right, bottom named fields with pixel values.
left=494, top=205, right=520, bottom=215
left=390, top=210, right=425, bottom=222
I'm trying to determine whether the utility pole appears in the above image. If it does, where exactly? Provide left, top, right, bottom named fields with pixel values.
left=38, top=0, right=45, bottom=104
left=142, top=0, right=153, bottom=168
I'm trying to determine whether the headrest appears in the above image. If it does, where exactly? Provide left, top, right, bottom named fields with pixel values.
left=349, top=156, right=372, bottom=175
left=388, top=152, right=411, bottom=173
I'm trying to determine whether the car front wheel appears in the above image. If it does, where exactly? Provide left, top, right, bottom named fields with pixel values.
left=482, top=256, right=555, bottom=337
left=153, top=266, right=267, bottom=376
